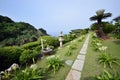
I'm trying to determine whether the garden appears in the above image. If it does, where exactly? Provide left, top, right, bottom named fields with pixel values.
left=81, top=33, right=120, bottom=80
left=0, top=9, right=120, bottom=80
left=0, top=29, right=87, bottom=80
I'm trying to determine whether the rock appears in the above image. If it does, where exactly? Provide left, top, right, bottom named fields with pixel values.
left=65, top=60, right=73, bottom=66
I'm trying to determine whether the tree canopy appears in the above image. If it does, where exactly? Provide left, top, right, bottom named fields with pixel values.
left=0, top=15, right=48, bottom=46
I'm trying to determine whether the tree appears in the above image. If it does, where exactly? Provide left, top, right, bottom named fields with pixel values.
left=113, top=16, right=120, bottom=22
left=113, top=16, right=120, bottom=39
left=90, top=22, right=115, bottom=33
left=90, top=9, right=112, bottom=39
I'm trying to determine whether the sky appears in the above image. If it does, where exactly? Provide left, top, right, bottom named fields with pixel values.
left=0, top=0, right=120, bottom=36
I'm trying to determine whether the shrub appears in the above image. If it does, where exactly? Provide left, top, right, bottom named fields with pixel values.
left=98, top=53, right=120, bottom=68
left=20, top=50, right=39, bottom=64
left=0, top=46, right=23, bottom=71
left=69, top=44, right=77, bottom=50
left=92, top=33, right=98, bottom=39
left=63, top=34, right=77, bottom=43
left=21, top=41, right=41, bottom=52
left=97, top=70, right=120, bottom=80
left=11, top=67, right=48, bottom=80
left=91, top=38, right=103, bottom=51
left=38, top=36, right=59, bottom=48
left=65, top=50, right=72, bottom=56
left=102, top=23, right=115, bottom=33
left=46, top=55, right=64, bottom=74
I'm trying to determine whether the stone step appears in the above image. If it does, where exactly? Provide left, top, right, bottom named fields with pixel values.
left=77, top=55, right=85, bottom=60
left=72, top=60, right=84, bottom=71
left=66, top=34, right=90, bottom=80
left=65, top=69, right=81, bottom=80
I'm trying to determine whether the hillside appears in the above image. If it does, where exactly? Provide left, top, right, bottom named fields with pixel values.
left=0, top=15, right=48, bottom=46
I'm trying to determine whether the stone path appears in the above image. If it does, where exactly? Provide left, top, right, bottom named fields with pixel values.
left=66, top=34, right=90, bottom=80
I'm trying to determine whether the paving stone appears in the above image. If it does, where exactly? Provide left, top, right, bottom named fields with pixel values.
left=72, top=60, right=84, bottom=71
left=66, top=69, right=81, bottom=80
left=82, top=46, right=87, bottom=50
left=65, top=34, right=90, bottom=80
left=79, top=51, right=86, bottom=55
left=82, top=47, right=87, bottom=51
left=80, top=48, right=87, bottom=52
left=77, top=55, right=85, bottom=60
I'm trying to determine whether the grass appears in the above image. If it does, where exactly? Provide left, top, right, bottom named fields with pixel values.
left=36, top=35, right=87, bottom=80
left=81, top=35, right=120, bottom=80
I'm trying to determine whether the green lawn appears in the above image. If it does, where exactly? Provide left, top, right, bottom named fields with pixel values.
left=81, top=35, right=120, bottom=80
left=36, top=35, right=87, bottom=80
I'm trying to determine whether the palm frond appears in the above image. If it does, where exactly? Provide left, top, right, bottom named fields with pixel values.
left=103, top=13, right=112, bottom=19
left=96, top=9, right=105, bottom=16
left=90, top=15, right=98, bottom=21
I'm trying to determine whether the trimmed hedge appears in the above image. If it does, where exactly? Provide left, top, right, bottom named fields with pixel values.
left=20, top=50, right=39, bottom=64
left=38, top=36, right=59, bottom=48
left=0, top=46, right=23, bottom=71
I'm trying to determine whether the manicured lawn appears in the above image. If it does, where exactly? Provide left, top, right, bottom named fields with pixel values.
left=36, top=35, right=87, bottom=80
left=81, top=35, right=120, bottom=80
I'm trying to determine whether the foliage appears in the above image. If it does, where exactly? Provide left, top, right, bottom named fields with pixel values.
left=0, top=46, right=23, bottom=71
left=0, top=15, right=14, bottom=23
left=113, top=16, right=120, bottom=22
left=77, top=35, right=85, bottom=42
left=91, top=38, right=102, bottom=51
left=20, top=50, right=39, bottom=64
left=0, top=15, right=48, bottom=46
left=63, top=34, right=76, bottom=43
left=70, top=29, right=88, bottom=37
left=65, top=43, right=77, bottom=56
left=38, top=36, right=59, bottom=48
left=90, top=9, right=112, bottom=21
left=63, top=33, right=85, bottom=44
left=46, top=55, right=64, bottom=74
left=92, top=33, right=98, bottom=38
left=65, top=49, right=72, bottom=56
left=21, top=41, right=41, bottom=52
left=113, top=22, right=120, bottom=39
left=69, top=44, right=77, bottom=50
left=97, top=70, right=120, bottom=80
left=102, top=22, right=115, bottom=33
left=90, top=9, right=112, bottom=38
left=90, top=22, right=115, bottom=33
left=98, top=46, right=107, bottom=53
left=98, top=53, right=120, bottom=68
left=11, top=66, right=48, bottom=80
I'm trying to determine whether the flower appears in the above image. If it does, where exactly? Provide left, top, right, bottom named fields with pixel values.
left=99, top=46, right=108, bottom=52
left=30, top=64, right=37, bottom=70
left=96, top=43, right=102, bottom=46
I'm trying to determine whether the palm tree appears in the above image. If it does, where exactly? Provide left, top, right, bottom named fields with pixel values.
left=113, top=16, right=120, bottom=22
left=90, top=9, right=112, bottom=39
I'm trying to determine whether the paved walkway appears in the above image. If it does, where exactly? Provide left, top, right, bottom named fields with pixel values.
left=66, top=34, right=90, bottom=80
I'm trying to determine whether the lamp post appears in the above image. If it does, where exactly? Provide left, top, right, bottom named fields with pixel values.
left=59, top=31, right=64, bottom=48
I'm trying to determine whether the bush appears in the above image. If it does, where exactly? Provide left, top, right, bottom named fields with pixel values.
left=46, top=55, right=64, bottom=74
left=11, top=67, right=48, bottom=80
left=102, top=23, right=115, bottom=33
left=97, top=70, right=120, bottom=80
left=63, top=34, right=76, bottom=43
left=65, top=50, right=72, bottom=56
left=22, top=41, right=41, bottom=52
left=98, top=53, right=120, bottom=68
left=0, top=46, right=23, bottom=71
left=38, top=36, right=59, bottom=48
left=20, top=50, right=39, bottom=64
left=69, top=44, right=77, bottom=50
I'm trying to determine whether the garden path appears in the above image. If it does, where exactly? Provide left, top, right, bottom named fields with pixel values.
left=66, top=34, right=90, bottom=80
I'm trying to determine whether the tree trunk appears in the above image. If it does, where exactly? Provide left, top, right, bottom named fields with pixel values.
left=97, top=19, right=109, bottom=39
